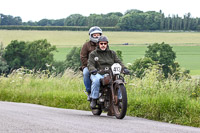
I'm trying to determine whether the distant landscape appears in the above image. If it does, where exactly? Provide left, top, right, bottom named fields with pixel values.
left=1, top=9, right=200, bottom=31
left=1, top=30, right=200, bottom=75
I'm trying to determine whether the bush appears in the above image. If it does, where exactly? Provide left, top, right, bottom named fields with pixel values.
left=3, top=40, right=27, bottom=70
left=116, top=50, right=123, bottom=62
left=3, top=39, right=56, bottom=71
left=65, top=47, right=81, bottom=71
left=145, top=42, right=177, bottom=78
left=128, top=57, right=156, bottom=78
left=0, top=25, right=120, bottom=31
left=0, top=43, right=9, bottom=74
left=0, top=59, right=8, bottom=74
left=51, top=60, right=66, bottom=75
left=24, top=39, right=56, bottom=70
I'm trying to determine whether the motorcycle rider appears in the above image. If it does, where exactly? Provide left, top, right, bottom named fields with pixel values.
left=80, top=26, right=103, bottom=101
left=87, top=35, right=130, bottom=109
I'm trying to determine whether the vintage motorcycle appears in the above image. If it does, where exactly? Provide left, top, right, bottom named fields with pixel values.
left=86, top=63, right=128, bottom=119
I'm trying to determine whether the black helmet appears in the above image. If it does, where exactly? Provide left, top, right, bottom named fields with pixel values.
left=98, top=36, right=109, bottom=43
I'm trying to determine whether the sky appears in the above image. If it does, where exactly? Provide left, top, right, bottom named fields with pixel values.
left=0, top=0, right=200, bottom=22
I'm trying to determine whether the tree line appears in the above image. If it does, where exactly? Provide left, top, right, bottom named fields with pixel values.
left=1, top=9, right=200, bottom=31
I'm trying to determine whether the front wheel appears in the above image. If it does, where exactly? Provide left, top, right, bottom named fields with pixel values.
left=92, top=109, right=102, bottom=116
left=113, top=84, right=127, bottom=119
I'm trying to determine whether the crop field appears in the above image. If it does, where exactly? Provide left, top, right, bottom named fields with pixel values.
left=1, top=30, right=200, bottom=75
left=1, top=30, right=200, bottom=46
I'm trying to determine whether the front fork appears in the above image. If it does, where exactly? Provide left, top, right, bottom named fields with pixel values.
left=110, top=83, right=116, bottom=104
left=111, top=75, right=124, bottom=105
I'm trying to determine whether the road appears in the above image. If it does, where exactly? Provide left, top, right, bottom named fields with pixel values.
left=0, top=101, right=199, bottom=133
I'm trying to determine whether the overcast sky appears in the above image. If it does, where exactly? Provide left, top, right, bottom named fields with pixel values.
left=0, top=0, right=199, bottom=22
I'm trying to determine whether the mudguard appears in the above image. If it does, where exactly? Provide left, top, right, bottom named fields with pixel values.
left=113, top=79, right=124, bottom=85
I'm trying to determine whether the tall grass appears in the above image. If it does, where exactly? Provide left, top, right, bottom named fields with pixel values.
left=127, top=66, right=200, bottom=127
left=0, top=67, right=200, bottom=127
left=0, top=68, right=89, bottom=110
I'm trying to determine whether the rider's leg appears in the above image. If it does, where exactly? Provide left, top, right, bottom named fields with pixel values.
left=90, top=73, right=104, bottom=99
left=83, top=67, right=91, bottom=93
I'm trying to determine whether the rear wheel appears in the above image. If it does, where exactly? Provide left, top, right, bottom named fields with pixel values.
left=113, top=84, right=127, bottom=119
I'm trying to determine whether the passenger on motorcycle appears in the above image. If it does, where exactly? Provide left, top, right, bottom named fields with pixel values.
left=87, top=35, right=130, bottom=108
left=80, top=26, right=103, bottom=100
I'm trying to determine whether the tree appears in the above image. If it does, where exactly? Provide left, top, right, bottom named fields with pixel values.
left=51, top=60, right=66, bottom=75
left=3, top=39, right=56, bottom=71
left=118, top=12, right=145, bottom=30
left=24, top=39, right=56, bottom=70
left=0, top=42, right=8, bottom=74
left=145, top=42, right=176, bottom=78
left=3, top=40, right=27, bottom=69
left=24, top=21, right=37, bottom=26
left=88, top=13, right=121, bottom=27
left=65, top=47, right=81, bottom=71
left=37, top=19, right=52, bottom=26
left=64, top=14, right=88, bottom=26
left=0, top=14, right=1, bottom=25
left=128, top=57, right=155, bottom=78
left=0, top=14, right=22, bottom=25
left=124, top=9, right=143, bottom=15
left=88, top=14, right=104, bottom=27
left=51, top=19, right=65, bottom=26
left=118, top=11, right=162, bottom=30
left=106, top=12, right=123, bottom=17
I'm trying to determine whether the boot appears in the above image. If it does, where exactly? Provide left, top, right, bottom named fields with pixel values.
left=90, top=99, right=97, bottom=108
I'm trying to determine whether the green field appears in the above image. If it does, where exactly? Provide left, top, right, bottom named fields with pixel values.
left=1, top=30, right=200, bottom=75
left=54, top=46, right=200, bottom=75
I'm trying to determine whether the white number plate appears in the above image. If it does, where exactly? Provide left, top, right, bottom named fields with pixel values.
left=111, top=63, right=122, bottom=75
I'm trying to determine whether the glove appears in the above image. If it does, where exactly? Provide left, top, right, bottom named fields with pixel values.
left=123, top=69, right=130, bottom=75
left=90, top=70, right=97, bottom=75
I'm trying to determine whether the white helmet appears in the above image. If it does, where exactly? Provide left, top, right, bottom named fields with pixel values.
left=89, top=26, right=102, bottom=43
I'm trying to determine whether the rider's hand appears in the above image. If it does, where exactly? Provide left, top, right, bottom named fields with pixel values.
left=123, top=69, right=130, bottom=75
left=90, top=70, right=97, bottom=75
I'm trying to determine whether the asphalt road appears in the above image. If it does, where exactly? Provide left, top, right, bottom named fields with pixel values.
left=0, top=101, right=200, bottom=133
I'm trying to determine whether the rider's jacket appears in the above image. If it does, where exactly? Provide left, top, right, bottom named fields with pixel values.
left=87, top=45, right=125, bottom=75
left=80, top=41, right=97, bottom=70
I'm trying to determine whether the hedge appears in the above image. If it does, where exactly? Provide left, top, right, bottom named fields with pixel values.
left=0, top=26, right=120, bottom=31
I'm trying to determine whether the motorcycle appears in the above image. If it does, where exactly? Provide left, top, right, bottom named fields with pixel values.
left=86, top=63, right=128, bottom=119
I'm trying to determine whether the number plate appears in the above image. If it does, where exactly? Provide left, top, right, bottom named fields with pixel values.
left=111, top=63, right=122, bottom=75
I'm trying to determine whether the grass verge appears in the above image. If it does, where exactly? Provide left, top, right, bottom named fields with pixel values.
left=0, top=68, right=200, bottom=127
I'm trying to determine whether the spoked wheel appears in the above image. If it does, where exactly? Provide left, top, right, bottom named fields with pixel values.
left=92, top=109, right=102, bottom=116
left=113, top=84, right=127, bottom=119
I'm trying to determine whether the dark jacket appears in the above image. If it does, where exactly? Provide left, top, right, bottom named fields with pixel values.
left=80, top=41, right=97, bottom=70
left=87, top=45, right=125, bottom=75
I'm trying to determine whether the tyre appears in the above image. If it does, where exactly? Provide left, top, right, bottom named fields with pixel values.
left=113, top=84, right=127, bottom=119
left=92, top=109, right=102, bottom=115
